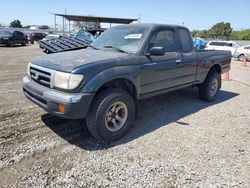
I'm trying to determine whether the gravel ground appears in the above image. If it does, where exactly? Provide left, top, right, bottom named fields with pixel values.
left=0, top=45, right=249, bottom=187
left=231, top=60, right=250, bottom=85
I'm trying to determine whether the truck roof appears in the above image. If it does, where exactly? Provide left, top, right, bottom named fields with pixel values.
left=111, top=23, right=189, bottom=30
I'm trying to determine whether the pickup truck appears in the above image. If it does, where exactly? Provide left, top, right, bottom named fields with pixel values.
left=0, top=30, right=28, bottom=47
left=22, top=24, right=231, bottom=142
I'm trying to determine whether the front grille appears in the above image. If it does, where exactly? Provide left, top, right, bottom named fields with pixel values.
left=30, top=66, right=51, bottom=87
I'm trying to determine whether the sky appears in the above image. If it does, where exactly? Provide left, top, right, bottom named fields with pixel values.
left=0, top=0, right=249, bottom=31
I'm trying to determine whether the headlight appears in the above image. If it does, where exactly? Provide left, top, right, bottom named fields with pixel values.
left=53, top=71, right=84, bottom=90
left=3, top=37, right=9, bottom=40
left=27, top=63, right=31, bottom=75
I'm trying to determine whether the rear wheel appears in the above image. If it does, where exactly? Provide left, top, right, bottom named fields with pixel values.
left=86, top=89, right=135, bottom=142
left=199, top=71, right=221, bottom=101
left=238, top=54, right=244, bottom=61
left=21, top=41, right=26, bottom=46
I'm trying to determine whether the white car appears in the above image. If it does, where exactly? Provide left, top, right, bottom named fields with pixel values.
left=233, top=45, right=250, bottom=61
left=205, top=41, right=240, bottom=56
left=42, top=34, right=61, bottom=41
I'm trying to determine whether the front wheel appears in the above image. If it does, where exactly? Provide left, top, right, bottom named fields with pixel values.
left=199, top=71, right=221, bottom=101
left=21, top=41, right=27, bottom=46
left=86, top=89, right=136, bottom=142
left=7, top=40, right=14, bottom=47
left=238, top=54, right=244, bottom=61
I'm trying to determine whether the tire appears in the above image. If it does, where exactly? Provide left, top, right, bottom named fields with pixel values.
left=86, top=88, right=136, bottom=142
left=199, top=71, right=221, bottom=101
left=7, top=40, right=14, bottom=47
left=238, top=54, right=244, bottom=61
left=21, top=41, right=26, bottom=46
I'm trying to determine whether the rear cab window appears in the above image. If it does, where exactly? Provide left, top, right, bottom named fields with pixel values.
left=178, top=28, right=193, bottom=52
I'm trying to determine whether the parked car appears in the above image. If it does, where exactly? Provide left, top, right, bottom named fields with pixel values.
left=233, top=45, right=250, bottom=61
left=193, top=37, right=208, bottom=49
left=29, top=32, right=47, bottom=44
left=22, top=24, right=231, bottom=142
left=0, top=30, right=28, bottom=47
left=205, top=41, right=240, bottom=56
left=42, top=34, right=61, bottom=41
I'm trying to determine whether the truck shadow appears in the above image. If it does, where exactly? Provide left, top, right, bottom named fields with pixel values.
left=41, top=87, right=239, bottom=151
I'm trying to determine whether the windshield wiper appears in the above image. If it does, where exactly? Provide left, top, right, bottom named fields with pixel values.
left=102, top=45, right=128, bottom=53
left=88, top=45, right=99, bottom=50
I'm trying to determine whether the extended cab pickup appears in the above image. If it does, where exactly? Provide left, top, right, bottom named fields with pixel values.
left=22, top=24, right=231, bottom=142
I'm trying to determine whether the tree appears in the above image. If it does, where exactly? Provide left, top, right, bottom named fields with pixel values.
left=10, top=20, right=22, bottom=28
left=192, top=30, right=199, bottom=37
left=230, top=29, right=250, bottom=40
left=207, top=22, right=232, bottom=39
left=192, top=30, right=207, bottom=38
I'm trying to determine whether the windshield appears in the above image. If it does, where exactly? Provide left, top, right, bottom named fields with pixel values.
left=91, top=26, right=149, bottom=53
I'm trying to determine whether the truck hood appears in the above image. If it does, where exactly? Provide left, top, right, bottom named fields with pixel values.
left=31, top=48, right=128, bottom=72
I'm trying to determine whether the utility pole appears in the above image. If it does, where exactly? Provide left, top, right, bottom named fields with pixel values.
left=138, top=14, right=141, bottom=23
left=54, top=14, right=57, bottom=32
left=64, top=9, right=67, bottom=35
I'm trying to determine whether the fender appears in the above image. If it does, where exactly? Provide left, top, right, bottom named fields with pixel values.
left=196, top=52, right=230, bottom=83
left=81, top=65, right=142, bottom=95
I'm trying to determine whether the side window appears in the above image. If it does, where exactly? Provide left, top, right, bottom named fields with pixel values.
left=210, top=42, right=225, bottom=46
left=178, top=29, right=193, bottom=52
left=148, top=29, right=176, bottom=52
left=16, top=31, right=23, bottom=36
left=232, top=43, right=238, bottom=48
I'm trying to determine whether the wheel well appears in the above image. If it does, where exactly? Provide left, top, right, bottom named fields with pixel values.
left=209, top=64, right=221, bottom=74
left=97, top=79, right=137, bottom=100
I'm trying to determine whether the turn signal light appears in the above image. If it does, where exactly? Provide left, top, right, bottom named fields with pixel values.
left=58, top=103, right=65, bottom=113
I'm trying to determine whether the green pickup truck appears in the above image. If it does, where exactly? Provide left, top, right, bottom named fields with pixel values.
left=23, top=24, right=231, bottom=142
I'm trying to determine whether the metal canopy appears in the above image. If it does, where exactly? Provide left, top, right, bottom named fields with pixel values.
left=52, top=13, right=137, bottom=24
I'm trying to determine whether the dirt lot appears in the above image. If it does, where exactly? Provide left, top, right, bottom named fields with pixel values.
left=0, top=45, right=249, bottom=187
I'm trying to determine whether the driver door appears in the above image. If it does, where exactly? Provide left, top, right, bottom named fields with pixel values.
left=140, top=28, right=183, bottom=94
left=13, top=31, right=19, bottom=43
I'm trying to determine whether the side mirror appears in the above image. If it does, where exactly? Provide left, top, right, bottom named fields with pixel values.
left=149, top=47, right=165, bottom=56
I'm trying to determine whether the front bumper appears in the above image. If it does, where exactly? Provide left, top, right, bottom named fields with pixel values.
left=0, top=38, right=8, bottom=44
left=22, top=75, right=95, bottom=119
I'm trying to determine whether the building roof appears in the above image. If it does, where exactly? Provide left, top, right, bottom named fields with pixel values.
left=52, top=13, right=137, bottom=24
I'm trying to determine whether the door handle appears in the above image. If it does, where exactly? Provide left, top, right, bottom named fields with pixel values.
left=175, top=59, right=182, bottom=63
left=145, top=62, right=157, bottom=66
